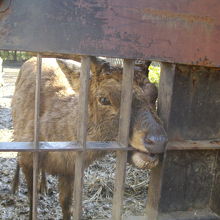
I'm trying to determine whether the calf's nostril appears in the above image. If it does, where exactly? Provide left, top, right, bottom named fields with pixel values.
left=146, top=135, right=168, bottom=145
left=144, top=135, right=168, bottom=153
left=145, top=138, right=155, bottom=145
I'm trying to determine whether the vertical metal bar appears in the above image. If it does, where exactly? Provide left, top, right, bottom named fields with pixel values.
left=112, top=59, right=134, bottom=220
left=73, top=56, right=90, bottom=220
left=32, top=54, right=42, bottom=220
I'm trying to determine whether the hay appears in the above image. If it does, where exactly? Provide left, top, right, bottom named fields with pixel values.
left=82, top=153, right=150, bottom=219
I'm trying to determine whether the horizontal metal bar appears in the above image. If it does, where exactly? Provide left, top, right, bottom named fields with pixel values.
left=167, top=140, right=220, bottom=151
left=0, top=140, right=219, bottom=152
left=74, top=55, right=90, bottom=219
left=95, top=217, right=146, bottom=220
left=95, top=210, right=220, bottom=220
left=0, top=141, right=132, bottom=152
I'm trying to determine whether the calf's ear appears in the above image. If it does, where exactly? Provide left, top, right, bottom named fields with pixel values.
left=56, top=59, right=81, bottom=92
left=134, top=60, right=158, bottom=108
left=143, top=82, right=158, bottom=108
left=135, top=60, right=151, bottom=78
left=90, top=56, right=110, bottom=76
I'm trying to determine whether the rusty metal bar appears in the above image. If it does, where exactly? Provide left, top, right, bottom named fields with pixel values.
left=73, top=56, right=90, bottom=220
left=112, top=59, right=134, bottom=220
left=32, top=53, right=42, bottom=220
left=1, top=140, right=219, bottom=152
left=95, top=217, right=146, bottom=220
left=0, top=142, right=134, bottom=151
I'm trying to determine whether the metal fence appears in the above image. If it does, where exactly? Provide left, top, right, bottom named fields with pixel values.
left=0, top=53, right=136, bottom=220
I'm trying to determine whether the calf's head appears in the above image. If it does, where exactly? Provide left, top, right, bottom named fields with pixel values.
left=57, top=57, right=167, bottom=169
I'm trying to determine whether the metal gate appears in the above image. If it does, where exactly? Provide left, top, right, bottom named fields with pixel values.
left=0, top=53, right=140, bottom=220
left=0, top=0, right=220, bottom=220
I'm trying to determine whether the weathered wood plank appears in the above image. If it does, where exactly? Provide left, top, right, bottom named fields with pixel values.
left=145, top=155, right=164, bottom=220
left=112, top=59, right=134, bottom=220
left=157, top=63, right=176, bottom=133
left=167, top=140, right=220, bottom=150
left=32, top=53, right=42, bottom=220
left=73, top=56, right=90, bottom=220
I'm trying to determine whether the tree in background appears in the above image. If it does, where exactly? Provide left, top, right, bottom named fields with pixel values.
left=0, top=50, right=31, bottom=61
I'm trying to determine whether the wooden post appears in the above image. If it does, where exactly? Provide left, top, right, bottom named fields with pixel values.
left=73, top=56, right=90, bottom=220
left=146, top=63, right=220, bottom=220
left=112, top=59, right=134, bottom=220
left=32, top=53, right=42, bottom=220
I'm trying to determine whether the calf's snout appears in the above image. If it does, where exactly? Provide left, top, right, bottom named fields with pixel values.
left=144, top=134, right=168, bottom=153
left=130, top=109, right=168, bottom=154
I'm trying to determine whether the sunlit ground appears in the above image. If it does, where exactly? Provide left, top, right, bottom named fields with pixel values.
left=0, top=67, right=19, bottom=159
left=0, top=152, right=17, bottom=158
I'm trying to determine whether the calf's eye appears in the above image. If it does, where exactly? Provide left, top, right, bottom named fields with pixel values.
left=99, top=97, right=111, bottom=105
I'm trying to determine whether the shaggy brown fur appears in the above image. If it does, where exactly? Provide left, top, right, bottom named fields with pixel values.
left=12, top=57, right=167, bottom=219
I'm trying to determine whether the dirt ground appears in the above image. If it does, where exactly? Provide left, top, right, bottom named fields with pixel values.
left=0, top=65, right=150, bottom=219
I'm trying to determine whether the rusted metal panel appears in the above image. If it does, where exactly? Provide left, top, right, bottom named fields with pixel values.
left=147, top=150, right=220, bottom=220
left=159, top=210, right=220, bottom=220
left=147, top=63, right=220, bottom=220
left=210, top=151, right=220, bottom=217
left=159, top=150, right=217, bottom=213
left=158, top=63, right=220, bottom=140
left=0, top=0, right=219, bottom=67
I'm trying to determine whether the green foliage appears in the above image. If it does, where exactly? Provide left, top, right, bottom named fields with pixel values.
left=0, top=50, right=31, bottom=61
left=148, top=64, right=160, bottom=86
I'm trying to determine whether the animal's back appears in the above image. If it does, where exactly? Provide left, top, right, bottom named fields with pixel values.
left=12, top=57, right=77, bottom=142
left=12, top=57, right=80, bottom=176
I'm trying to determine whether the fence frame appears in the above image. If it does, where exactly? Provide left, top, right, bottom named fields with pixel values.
left=0, top=53, right=137, bottom=220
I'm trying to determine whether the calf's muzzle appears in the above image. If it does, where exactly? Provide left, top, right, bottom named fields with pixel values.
left=128, top=108, right=168, bottom=168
